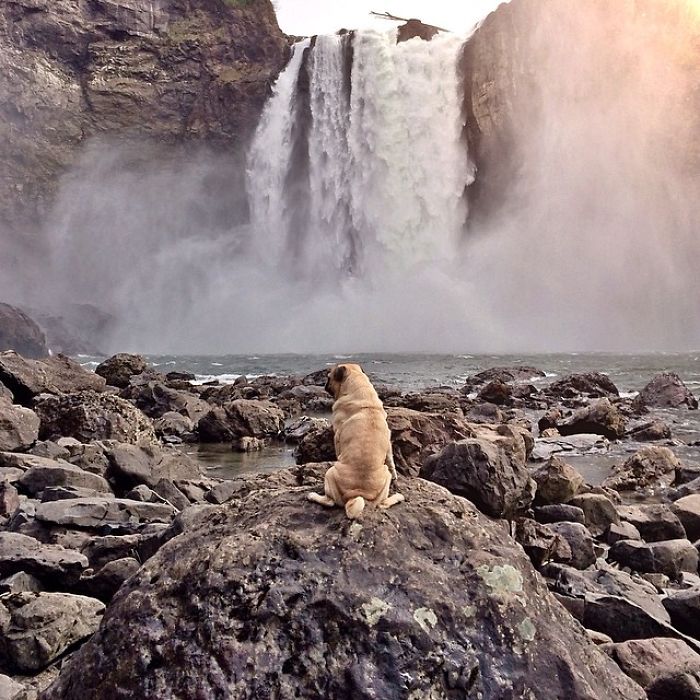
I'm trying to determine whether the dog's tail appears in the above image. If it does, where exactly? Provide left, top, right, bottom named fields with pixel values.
left=345, top=496, right=365, bottom=519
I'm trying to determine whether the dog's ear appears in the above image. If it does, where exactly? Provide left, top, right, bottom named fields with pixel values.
left=333, top=365, right=348, bottom=383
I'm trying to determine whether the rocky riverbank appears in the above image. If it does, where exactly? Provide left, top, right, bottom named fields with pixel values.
left=0, top=350, right=699, bottom=696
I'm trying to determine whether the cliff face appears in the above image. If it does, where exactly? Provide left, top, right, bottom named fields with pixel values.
left=0, top=0, right=289, bottom=235
left=462, top=0, right=700, bottom=225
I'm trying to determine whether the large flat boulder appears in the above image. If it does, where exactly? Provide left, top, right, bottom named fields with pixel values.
left=42, top=474, right=645, bottom=700
left=0, top=352, right=105, bottom=406
left=35, top=498, right=175, bottom=529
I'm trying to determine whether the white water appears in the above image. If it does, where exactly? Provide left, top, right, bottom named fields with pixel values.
left=247, top=30, right=471, bottom=281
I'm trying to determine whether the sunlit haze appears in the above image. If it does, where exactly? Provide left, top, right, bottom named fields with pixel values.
left=274, top=0, right=506, bottom=35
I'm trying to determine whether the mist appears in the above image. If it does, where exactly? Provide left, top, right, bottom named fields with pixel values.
left=2, top=0, right=699, bottom=355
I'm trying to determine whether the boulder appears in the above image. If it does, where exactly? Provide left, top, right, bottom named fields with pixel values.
left=533, top=504, right=586, bottom=525
left=35, top=498, right=176, bottom=530
left=569, top=493, right=620, bottom=537
left=41, top=475, right=645, bottom=700
left=609, top=539, right=699, bottom=579
left=283, top=416, right=330, bottom=444
left=617, top=504, right=686, bottom=542
left=35, top=391, right=156, bottom=444
left=603, top=446, right=680, bottom=493
left=464, top=365, right=545, bottom=390
left=663, top=589, right=700, bottom=639
left=386, top=389, right=462, bottom=413
left=385, top=408, right=474, bottom=476
left=0, top=532, right=87, bottom=585
left=95, top=354, right=147, bottom=388
left=0, top=591, right=104, bottom=672
left=0, top=352, right=105, bottom=405
left=105, top=442, right=201, bottom=491
left=531, top=456, right=584, bottom=505
left=606, top=638, right=700, bottom=689
left=198, top=399, right=284, bottom=442
left=647, top=670, right=700, bottom=700
left=76, top=557, right=141, bottom=602
left=122, top=379, right=208, bottom=421
left=673, top=496, right=700, bottom=541
left=0, top=483, right=19, bottom=517
left=0, top=672, right=23, bottom=698
left=545, top=372, right=620, bottom=400
left=153, top=412, right=195, bottom=440
left=421, top=438, right=535, bottom=518
left=544, top=563, right=675, bottom=642
left=0, top=399, right=39, bottom=452
left=556, top=398, right=627, bottom=440
left=514, top=518, right=571, bottom=567
left=19, top=463, right=111, bottom=497
left=606, top=521, right=643, bottom=545
left=0, top=304, right=47, bottom=359
left=547, top=522, right=596, bottom=569
left=627, top=420, right=672, bottom=442
left=634, top=373, right=698, bottom=410
left=476, top=380, right=513, bottom=406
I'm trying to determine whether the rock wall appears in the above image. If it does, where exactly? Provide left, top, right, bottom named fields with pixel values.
left=0, top=0, right=289, bottom=236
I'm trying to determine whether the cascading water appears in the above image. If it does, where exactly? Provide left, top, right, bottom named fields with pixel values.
left=247, top=29, right=472, bottom=281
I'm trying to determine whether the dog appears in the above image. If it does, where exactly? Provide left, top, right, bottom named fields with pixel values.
left=307, top=363, right=404, bottom=519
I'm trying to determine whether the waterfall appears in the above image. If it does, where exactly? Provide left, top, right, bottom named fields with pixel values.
left=247, top=29, right=472, bottom=281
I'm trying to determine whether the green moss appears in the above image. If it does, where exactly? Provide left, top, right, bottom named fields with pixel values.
left=223, top=0, right=255, bottom=7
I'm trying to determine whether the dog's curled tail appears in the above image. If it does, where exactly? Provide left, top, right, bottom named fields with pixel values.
left=345, top=496, right=365, bottom=519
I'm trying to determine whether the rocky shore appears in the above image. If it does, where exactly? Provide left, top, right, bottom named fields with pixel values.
left=0, top=347, right=698, bottom=697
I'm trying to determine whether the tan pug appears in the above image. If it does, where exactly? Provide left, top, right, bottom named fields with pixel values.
left=307, top=363, right=404, bottom=519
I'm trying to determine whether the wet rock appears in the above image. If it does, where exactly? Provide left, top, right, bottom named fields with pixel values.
left=556, top=398, right=627, bottom=440
left=387, top=389, right=461, bottom=413
left=618, top=504, right=686, bottom=542
left=606, top=638, right=700, bottom=690
left=198, top=399, right=284, bottom=442
left=105, top=442, right=200, bottom=492
left=673, top=496, right=700, bottom=541
left=603, top=446, right=680, bottom=493
left=19, top=464, right=111, bottom=498
left=634, top=373, right=698, bottom=410
left=464, top=365, right=545, bottom=390
left=0, top=400, right=39, bottom=453
left=95, top=354, right=147, bottom=389
left=0, top=352, right=105, bottom=406
left=41, top=475, right=645, bottom=700
left=421, top=437, right=535, bottom=518
left=0, top=591, right=104, bottom=672
left=476, top=380, right=513, bottom=406
left=293, top=422, right=335, bottom=465
left=283, top=416, right=329, bottom=444
left=609, top=539, right=699, bottom=579
left=627, top=420, right=672, bottom=441
left=0, top=304, right=47, bottom=359
left=463, top=402, right=504, bottom=424
left=531, top=456, right=584, bottom=505
left=669, top=477, right=700, bottom=501
left=545, top=373, right=620, bottom=400
left=677, top=464, right=700, bottom=486
left=35, top=498, right=176, bottom=530
left=569, top=493, right=620, bottom=536
left=35, top=391, right=155, bottom=444
left=663, top=589, right=700, bottom=639
left=547, top=522, right=596, bottom=569
left=533, top=503, right=586, bottom=525
left=531, top=433, right=609, bottom=461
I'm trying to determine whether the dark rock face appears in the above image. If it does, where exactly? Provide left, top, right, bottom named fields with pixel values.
left=396, top=19, right=440, bottom=43
left=0, top=0, right=289, bottom=235
left=464, top=365, right=545, bottom=390
left=609, top=539, right=699, bottom=580
left=617, top=504, right=686, bottom=543
left=421, top=438, right=535, bottom=518
left=664, top=589, right=700, bottom=639
left=42, top=477, right=645, bottom=700
left=545, top=373, right=620, bottom=400
left=95, top=354, right=147, bottom=389
left=0, top=304, right=47, bottom=359
left=198, top=399, right=284, bottom=442
left=35, top=391, right=156, bottom=444
left=635, top=373, right=698, bottom=410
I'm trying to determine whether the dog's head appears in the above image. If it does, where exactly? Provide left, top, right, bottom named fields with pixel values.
left=325, top=363, right=363, bottom=399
